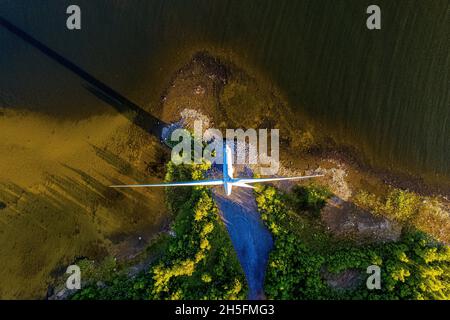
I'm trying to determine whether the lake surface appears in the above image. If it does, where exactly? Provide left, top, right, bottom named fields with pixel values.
left=1, top=0, right=449, bottom=181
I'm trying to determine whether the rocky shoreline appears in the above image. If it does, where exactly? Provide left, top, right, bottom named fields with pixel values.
left=157, top=51, right=450, bottom=244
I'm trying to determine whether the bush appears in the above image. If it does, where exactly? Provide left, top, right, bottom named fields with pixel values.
left=73, top=161, right=246, bottom=300
left=354, top=188, right=420, bottom=222
left=289, top=184, right=332, bottom=214
left=256, top=186, right=450, bottom=300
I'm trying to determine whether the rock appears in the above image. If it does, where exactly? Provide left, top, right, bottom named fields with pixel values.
left=46, top=286, right=54, bottom=299
left=322, top=269, right=363, bottom=290
left=321, top=196, right=402, bottom=243
left=51, top=288, right=71, bottom=300
left=194, top=85, right=206, bottom=95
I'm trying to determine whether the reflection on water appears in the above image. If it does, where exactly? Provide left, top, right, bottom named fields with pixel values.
left=1, top=0, right=449, bottom=180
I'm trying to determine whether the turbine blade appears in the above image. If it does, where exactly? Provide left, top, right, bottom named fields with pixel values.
left=110, top=179, right=224, bottom=188
left=235, top=174, right=324, bottom=184
left=232, top=182, right=255, bottom=189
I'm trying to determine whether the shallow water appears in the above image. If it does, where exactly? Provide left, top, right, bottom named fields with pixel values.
left=213, top=187, right=273, bottom=300
left=1, top=0, right=449, bottom=180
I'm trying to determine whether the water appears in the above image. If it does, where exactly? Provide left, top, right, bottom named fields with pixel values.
left=1, top=0, right=449, bottom=181
left=206, top=157, right=275, bottom=299
left=212, top=180, right=273, bottom=300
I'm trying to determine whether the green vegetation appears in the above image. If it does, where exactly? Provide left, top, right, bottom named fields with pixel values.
left=256, top=185, right=450, bottom=300
left=70, top=161, right=449, bottom=301
left=73, top=161, right=246, bottom=300
left=354, top=188, right=420, bottom=222
left=289, top=184, right=333, bottom=214
left=76, top=256, right=119, bottom=284
left=354, top=188, right=450, bottom=243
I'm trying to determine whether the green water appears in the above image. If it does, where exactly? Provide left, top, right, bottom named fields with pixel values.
left=1, top=0, right=449, bottom=181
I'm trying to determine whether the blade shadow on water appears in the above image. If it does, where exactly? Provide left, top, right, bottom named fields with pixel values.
left=0, top=16, right=167, bottom=139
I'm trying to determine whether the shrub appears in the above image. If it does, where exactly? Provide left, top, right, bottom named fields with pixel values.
left=74, top=161, right=246, bottom=300
left=289, top=184, right=332, bottom=214
left=256, top=185, right=450, bottom=300
left=354, top=188, right=420, bottom=222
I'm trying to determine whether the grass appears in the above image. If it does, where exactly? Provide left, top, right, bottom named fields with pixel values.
left=354, top=187, right=450, bottom=243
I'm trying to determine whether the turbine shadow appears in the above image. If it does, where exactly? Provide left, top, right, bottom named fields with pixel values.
left=0, top=16, right=167, bottom=138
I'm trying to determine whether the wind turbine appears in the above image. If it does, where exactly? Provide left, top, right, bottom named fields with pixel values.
left=110, top=144, right=323, bottom=196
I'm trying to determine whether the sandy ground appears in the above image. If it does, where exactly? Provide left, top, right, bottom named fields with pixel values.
left=0, top=108, right=168, bottom=298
